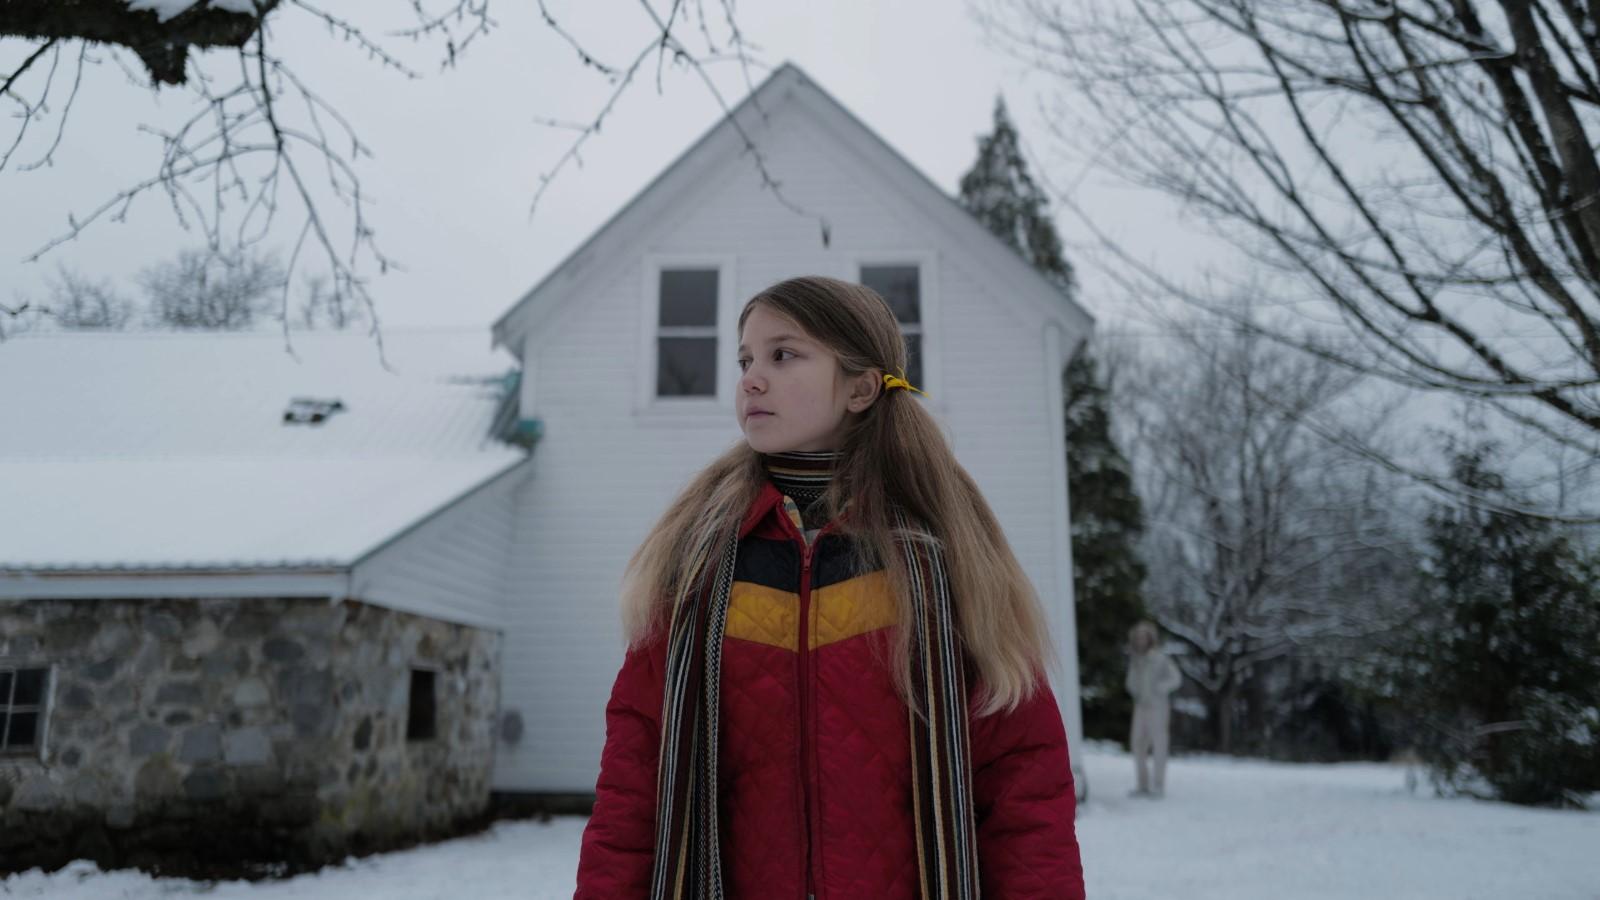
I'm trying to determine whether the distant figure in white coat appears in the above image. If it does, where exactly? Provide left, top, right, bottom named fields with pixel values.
left=1125, top=620, right=1181, bottom=798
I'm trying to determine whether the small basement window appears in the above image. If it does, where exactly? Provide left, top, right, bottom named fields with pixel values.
left=406, top=668, right=437, bottom=742
left=0, top=666, right=49, bottom=757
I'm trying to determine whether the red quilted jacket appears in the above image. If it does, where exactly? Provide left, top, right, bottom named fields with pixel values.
left=574, top=480, right=1086, bottom=899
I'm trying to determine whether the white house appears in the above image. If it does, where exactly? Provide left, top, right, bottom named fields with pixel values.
left=0, top=60, right=1093, bottom=873
left=488, top=61, right=1093, bottom=797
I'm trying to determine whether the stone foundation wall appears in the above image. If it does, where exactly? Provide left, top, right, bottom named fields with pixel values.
left=0, top=595, right=500, bottom=876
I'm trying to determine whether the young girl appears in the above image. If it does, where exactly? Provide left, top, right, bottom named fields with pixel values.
left=573, top=276, right=1085, bottom=900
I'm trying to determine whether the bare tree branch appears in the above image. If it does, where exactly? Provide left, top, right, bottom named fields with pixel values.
left=1104, top=305, right=1421, bottom=750
left=2, top=0, right=282, bottom=86
left=980, top=0, right=1600, bottom=519
left=3, top=2, right=818, bottom=362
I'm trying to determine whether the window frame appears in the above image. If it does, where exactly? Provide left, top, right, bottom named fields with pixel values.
left=404, top=664, right=440, bottom=744
left=0, top=662, right=54, bottom=761
left=637, top=254, right=738, bottom=417
left=852, top=252, right=940, bottom=408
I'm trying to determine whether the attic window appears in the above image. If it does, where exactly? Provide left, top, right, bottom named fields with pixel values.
left=283, top=397, right=346, bottom=425
left=656, top=269, right=719, bottom=397
left=860, top=265, right=923, bottom=388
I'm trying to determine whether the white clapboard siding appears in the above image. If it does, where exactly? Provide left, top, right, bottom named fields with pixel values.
left=350, top=460, right=528, bottom=631
left=492, top=64, right=1090, bottom=792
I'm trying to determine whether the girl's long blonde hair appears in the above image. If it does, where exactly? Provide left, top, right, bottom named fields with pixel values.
left=618, top=275, right=1058, bottom=718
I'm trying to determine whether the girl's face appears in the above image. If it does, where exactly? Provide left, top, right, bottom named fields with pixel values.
left=736, top=303, right=879, bottom=453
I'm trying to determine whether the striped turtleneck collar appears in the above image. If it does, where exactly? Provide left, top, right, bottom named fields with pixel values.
left=761, top=449, right=842, bottom=532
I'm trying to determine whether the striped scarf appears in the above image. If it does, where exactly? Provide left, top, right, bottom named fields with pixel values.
left=649, top=449, right=980, bottom=899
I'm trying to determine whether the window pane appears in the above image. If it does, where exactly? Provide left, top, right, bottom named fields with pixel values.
left=5, top=712, right=37, bottom=749
left=861, top=265, right=920, bottom=324
left=13, top=669, right=43, bottom=706
left=407, top=670, right=436, bottom=741
left=904, top=334, right=923, bottom=389
left=658, top=337, right=717, bottom=397
left=659, top=269, right=718, bottom=327
left=0, top=671, right=11, bottom=705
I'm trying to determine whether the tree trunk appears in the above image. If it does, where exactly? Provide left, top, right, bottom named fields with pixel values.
left=1219, top=681, right=1238, bottom=754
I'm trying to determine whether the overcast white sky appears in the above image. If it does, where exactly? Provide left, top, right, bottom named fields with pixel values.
left=1, top=0, right=1191, bottom=332
left=5, top=0, right=1591, bottom=514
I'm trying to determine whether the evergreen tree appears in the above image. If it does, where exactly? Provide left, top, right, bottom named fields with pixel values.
left=1062, top=347, right=1149, bottom=742
left=1402, top=441, right=1600, bottom=807
left=959, top=94, right=1148, bottom=742
left=957, top=96, right=1075, bottom=295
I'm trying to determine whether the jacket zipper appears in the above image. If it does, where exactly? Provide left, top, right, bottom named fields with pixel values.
left=790, top=514, right=837, bottom=900
left=798, top=531, right=815, bottom=900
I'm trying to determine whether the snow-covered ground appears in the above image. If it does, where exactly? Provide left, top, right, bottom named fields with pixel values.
left=6, top=743, right=1597, bottom=899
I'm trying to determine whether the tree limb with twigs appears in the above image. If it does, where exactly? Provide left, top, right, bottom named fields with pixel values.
left=1104, top=300, right=1421, bottom=752
left=3, top=1, right=824, bottom=361
left=977, top=0, right=1600, bottom=521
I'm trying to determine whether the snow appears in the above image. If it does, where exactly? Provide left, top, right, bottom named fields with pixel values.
left=0, top=329, right=524, bottom=570
left=5, top=744, right=1596, bottom=899
left=0, top=457, right=520, bottom=569
left=124, top=0, right=260, bottom=24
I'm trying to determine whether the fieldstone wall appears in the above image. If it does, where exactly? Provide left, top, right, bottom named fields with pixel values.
left=0, top=595, right=500, bottom=876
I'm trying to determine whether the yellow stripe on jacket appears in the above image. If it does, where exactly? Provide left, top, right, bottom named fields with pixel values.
left=724, top=570, right=897, bottom=651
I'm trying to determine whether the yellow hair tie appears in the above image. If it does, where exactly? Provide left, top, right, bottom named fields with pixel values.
left=882, top=369, right=928, bottom=397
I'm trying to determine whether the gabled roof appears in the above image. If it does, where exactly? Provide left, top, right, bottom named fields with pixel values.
left=0, top=328, right=525, bottom=572
left=491, top=61, right=1094, bottom=353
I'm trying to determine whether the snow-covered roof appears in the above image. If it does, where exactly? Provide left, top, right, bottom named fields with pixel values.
left=0, top=328, right=525, bottom=572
